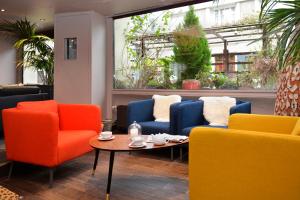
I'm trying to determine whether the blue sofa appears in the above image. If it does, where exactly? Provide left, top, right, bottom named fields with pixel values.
left=127, top=99, right=191, bottom=135
left=176, top=100, right=251, bottom=136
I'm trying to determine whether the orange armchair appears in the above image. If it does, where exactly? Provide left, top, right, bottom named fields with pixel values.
left=2, top=100, right=102, bottom=186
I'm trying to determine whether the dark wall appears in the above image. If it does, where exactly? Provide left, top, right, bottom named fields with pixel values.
left=38, top=28, right=54, bottom=39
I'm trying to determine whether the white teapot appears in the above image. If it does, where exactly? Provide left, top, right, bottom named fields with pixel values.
left=153, top=134, right=166, bottom=145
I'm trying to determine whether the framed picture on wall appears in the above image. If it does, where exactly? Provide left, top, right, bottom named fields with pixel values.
left=64, top=38, right=77, bottom=60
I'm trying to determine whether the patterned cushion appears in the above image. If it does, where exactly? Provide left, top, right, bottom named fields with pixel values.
left=139, top=121, right=169, bottom=135
left=0, top=186, right=20, bottom=200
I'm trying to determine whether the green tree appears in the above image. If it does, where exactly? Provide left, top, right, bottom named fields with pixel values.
left=173, top=6, right=211, bottom=80
left=183, top=6, right=200, bottom=28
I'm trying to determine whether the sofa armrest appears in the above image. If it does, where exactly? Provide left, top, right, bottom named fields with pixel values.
left=175, top=101, right=205, bottom=135
left=189, top=127, right=300, bottom=200
left=127, top=99, right=154, bottom=127
left=230, top=101, right=251, bottom=114
left=228, top=114, right=298, bottom=134
left=2, top=108, right=59, bottom=167
left=58, top=104, right=102, bottom=132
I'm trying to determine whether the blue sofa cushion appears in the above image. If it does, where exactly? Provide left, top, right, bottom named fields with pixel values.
left=182, top=125, right=227, bottom=136
left=139, top=121, right=169, bottom=135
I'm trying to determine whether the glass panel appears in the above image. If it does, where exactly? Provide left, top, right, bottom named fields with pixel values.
left=113, top=0, right=277, bottom=90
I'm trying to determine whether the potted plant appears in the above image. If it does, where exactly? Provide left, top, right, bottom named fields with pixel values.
left=0, top=19, right=54, bottom=99
left=259, top=0, right=300, bottom=115
left=173, top=6, right=211, bottom=90
left=211, top=73, right=227, bottom=89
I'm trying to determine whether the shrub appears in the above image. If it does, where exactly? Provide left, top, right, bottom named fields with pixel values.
left=173, top=6, right=211, bottom=81
left=211, top=73, right=227, bottom=89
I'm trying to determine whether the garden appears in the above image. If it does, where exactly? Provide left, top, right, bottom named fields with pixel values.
left=114, top=4, right=278, bottom=90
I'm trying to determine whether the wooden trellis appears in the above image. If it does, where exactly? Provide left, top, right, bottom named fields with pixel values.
left=130, top=23, right=264, bottom=73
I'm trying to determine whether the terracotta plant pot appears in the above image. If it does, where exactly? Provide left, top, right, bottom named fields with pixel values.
left=182, top=79, right=201, bottom=90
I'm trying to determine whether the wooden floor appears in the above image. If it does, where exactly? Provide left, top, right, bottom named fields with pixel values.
left=0, top=149, right=188, bottom=200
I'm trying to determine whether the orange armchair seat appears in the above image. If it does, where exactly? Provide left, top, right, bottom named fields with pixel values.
left=2, top=100, right=102, bottom=186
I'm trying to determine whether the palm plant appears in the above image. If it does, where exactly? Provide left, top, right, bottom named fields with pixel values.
left=0, top=18, right=54, bottom=85
left=259, top=0, right=300, bottom=116
left=260, top=0, right=300, bottom=69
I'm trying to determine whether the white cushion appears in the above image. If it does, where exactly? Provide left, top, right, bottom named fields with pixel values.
left=199, top=96, right=236, bottom=126
left=152, top=95, right=182, bottom=122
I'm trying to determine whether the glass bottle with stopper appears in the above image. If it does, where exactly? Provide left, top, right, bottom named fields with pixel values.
left=128, top=121, right=142, bottom=140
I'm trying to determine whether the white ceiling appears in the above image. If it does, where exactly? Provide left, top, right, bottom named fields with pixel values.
left=0, top=0, right=191, bottom=30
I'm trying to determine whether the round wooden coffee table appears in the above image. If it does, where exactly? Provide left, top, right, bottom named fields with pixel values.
left=89, top=134, right=188, bottom=200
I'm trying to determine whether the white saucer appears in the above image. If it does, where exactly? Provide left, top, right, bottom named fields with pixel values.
left=128, top=142, right=147, bottom=148
left=98, top=135, right=115, bottom=141
left=154, top=141, right=167, bottom=146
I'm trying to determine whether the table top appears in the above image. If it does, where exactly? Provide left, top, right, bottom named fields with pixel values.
left=89, top=134, right=189, bottom=152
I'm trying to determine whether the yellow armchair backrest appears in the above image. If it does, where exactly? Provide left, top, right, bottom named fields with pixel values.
left=228, top=114, right=298, bottom=134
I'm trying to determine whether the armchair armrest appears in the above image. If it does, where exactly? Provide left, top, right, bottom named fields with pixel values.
left=228, top=114, right=298, bottom=134
left=175, top=101, right=205, bottom=135
left=127, top=99, right=154, bottom=127
left=230, top=101, right=251, bottom=114
left=169, top=100, right=193, bottom=134
left=58, top=104, right=101, bottom=132
left=2, top=108, right=59, bottom=167
left=170, top=102, right=184, bottom=135
left=189, top=127, right=300, bottom=200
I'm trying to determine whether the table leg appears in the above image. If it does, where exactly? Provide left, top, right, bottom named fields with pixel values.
left=106, top=151, right=115, bottom=200
left=170, top=147, right=174, bottom=161
left=92, top=149, right=100, bottom=176
left=180, top=147, right=183, bottom=161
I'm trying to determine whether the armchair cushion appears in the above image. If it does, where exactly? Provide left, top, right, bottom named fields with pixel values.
left=138, top=121, right=169, bottom=135
left=199, top=96, right=236, bottom=126
left=17, top=100, right=58, bottom=113
left=58, top=130, right=96, bottom=163
left=153, top=95, right=181, bottom=122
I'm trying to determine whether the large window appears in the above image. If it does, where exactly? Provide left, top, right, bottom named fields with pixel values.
left=113, top=0, right=277, bottom=90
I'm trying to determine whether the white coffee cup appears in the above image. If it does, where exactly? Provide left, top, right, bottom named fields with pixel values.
left=132, top=136, right=143, bottom=146
left=153, top=134, right=166, bottom=145
left=100, top=131, right=112, bottom=139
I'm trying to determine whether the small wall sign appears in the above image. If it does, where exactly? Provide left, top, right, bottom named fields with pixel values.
left=64, top=38, right=77, bottom=60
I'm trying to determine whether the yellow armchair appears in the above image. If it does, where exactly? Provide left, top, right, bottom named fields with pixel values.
left=189, top=114, right=300, bottom=200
